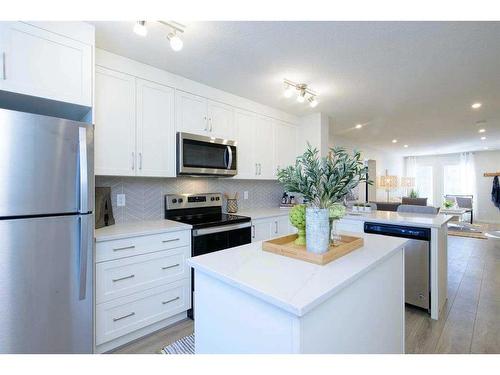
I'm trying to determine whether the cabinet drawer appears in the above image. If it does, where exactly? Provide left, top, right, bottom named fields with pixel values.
left=96, top=280, right=190, bottom=345
left=96, top=246, right=190, bottom=303
left=96, top=230, right=190, bottom=263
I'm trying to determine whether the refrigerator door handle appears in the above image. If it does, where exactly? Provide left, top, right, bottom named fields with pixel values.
left=78, top=127, right=89, bottom=213
left=78, top=215, right=89, bottom=300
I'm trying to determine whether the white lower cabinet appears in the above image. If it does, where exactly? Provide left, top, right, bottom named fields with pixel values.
left=95, top=229, right=191, bottom=352
left=251, top=215, right=293, bottom=242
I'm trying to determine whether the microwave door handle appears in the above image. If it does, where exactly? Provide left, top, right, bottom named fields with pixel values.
left=226, top=146, right=233, bottom=170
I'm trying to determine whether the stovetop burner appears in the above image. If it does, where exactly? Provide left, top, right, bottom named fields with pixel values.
left=164, top=193, right=251, bottom=229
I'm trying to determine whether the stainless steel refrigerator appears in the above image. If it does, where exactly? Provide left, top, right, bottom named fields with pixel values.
left=0, top=108, right=94, bottom=353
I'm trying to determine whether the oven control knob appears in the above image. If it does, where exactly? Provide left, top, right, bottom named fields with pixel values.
left=178, top=198, right=183, bottom=203
left=172, top=199, right=177, bottom=204
left=216, top=197, right=220, bottom=201
left=211, top=197, right=215, bottom=201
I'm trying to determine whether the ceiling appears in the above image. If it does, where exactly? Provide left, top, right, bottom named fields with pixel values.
left=92, top=21, right=500, bottom=156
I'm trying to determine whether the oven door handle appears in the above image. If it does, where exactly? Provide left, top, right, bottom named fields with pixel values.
left=193, top=222, right=251, bottom=237
left=225, top=146, right=233, bottom=170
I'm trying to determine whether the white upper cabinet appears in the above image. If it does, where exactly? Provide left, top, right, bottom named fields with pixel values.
left=234, top=109, right=256, bottom=179
left=207, top=100, right=234, bottom=139
left=254, top=116, right=275, bottom=179
left=95, top=68, right=176, bottom=178
left=234, top=109, right=275, bottom=180
left=176, top=91, right=234, bottom=140
left=274, top=121, right=298, bottom=177
left=95, top=67, right=136, bottom=176
left=176, top=91, right=208, bottom=135
left=136, top=79, right=175, bottom=177
left=0, top=22, right=92, bottom=106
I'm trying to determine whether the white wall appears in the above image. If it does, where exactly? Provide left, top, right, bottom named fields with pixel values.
left=474, top=150, right=500, bottom=223
left=330, top=135, right=404, bottom=201
left=298, top=112, right=330, bottom=157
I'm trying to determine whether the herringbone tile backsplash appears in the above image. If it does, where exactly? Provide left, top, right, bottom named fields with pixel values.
left=96, top=176, right=285, bottom=224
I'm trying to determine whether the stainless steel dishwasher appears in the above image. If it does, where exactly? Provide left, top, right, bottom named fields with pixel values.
left=364, top=222, right=431, bottom=311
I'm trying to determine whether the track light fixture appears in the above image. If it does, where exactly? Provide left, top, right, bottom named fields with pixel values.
left=133, top=21, right=148, bottom=36
left=132, top=20, right=186, bottom=52
left=283, top=79, right=319, bottom=108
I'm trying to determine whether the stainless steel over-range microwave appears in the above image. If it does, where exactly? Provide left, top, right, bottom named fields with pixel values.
left=177, top=132, right=237, bottom=177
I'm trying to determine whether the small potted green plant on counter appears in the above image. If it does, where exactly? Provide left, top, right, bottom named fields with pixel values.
left=277, top=144, right=369, bottom=254
left=443, top=199, right=455, bottom=209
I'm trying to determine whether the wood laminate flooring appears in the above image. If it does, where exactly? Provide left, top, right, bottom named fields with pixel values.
left=112, top=234, right=500, bottom=354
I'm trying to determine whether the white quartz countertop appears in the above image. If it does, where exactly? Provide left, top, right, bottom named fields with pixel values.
left=187, top=232, right=407, bottom=316
left=342, top=210, right=453, bottom=228
left=95, top=220, right=192, bottom=242
left=237, top=207, right=291, bottom=220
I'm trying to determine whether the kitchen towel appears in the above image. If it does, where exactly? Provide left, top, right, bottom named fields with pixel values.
left=492, top=176, right=500, bottom=209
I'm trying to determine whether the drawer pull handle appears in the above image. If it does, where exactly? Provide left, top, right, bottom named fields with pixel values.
left=112, top=274, right=135, bottom=282
left=162, top=238, right=180, bottom=243
left=161, top=263, right=180, bottom=270
left=162, top=296, right=180, bottom=305
left=113, top=245, right=135, bottom=252
left=113, top=312, right=135, bottom=322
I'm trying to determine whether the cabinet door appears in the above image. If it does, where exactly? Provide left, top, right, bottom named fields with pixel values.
left=94, top=67, right=136, bottom=176
left=234, top=109, right=257, bottom=179
left=274, top=121, right=298, bottom=177
left=207, top=100, right=234, bottom=139
left=136, top=79, right=175, bottom=177
left=275, top=216, right=291, bottom=237
left=251, top=219, right=272, bottom=242
left=175, top=91, right=208, bottom=136
left=255, top=116, right=275, bottom=179
left=0, top=22, right=92, bottom=106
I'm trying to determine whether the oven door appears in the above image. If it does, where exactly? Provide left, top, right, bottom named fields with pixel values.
left=192, top=222, right=251, bottom=256
left=177, top=132, right=237, bottom=176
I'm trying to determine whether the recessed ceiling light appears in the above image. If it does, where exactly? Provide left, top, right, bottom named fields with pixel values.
left=355, top=124, right=363, bottom=129
left=481, top=136, right=486, bottom=140
left=478, top=128, right=486, bottom=133
left=133, top=21, right=148, bottom=37
left=471, top=102, right=482, bottom=109
left=404, top=144, right=408, bottom=148
left=392, top=139, right=398, bottom=143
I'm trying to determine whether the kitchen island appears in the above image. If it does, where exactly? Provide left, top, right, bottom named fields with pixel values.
left=338, top=211, right=453, bottom=320
left=187, top=232, right=408, bottom=354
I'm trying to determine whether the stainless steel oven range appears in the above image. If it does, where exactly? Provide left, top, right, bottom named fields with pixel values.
left=165, top=193, right=251, bottom=318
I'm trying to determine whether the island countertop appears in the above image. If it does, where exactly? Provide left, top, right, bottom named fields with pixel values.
left=187, top=232, right=408, bottom=317
left=342, top=210, right=453, bottom=228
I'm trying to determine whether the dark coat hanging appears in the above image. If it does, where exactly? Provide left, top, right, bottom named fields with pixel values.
left=492, top=176, right=500, bottom=209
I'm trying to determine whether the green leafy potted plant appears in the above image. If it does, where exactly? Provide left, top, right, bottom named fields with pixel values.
left=443, top=199, right=455, bottom=209
left=277, top=145, right=369, bottom=254
left=409, top=189, right=419, bottom=198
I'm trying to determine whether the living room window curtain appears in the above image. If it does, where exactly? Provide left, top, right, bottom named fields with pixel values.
left=459, top=152, right=478, bottom=214
left=405, top=156, right=417, bottom=179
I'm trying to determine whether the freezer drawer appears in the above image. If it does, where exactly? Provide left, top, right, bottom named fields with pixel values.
left=405, top=239, right=430, bottom=310
left=0, top=214, right=93, bottom=353
left=0, top=108, right=93, bottom=216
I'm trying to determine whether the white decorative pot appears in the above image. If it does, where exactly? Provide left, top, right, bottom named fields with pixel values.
left=306, top=207, right=330, bottom=254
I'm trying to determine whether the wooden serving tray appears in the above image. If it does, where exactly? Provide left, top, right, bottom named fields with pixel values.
left=262, top=234, right=364, bottom=265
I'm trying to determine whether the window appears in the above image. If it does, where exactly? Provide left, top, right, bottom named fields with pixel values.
left=443, top=164, right=462, bottom=195
left=415, top=165, right=433, bottom=204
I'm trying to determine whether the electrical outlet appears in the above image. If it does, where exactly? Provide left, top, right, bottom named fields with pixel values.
left=243, top=191, right=249, bottom=200
left=117, top=194, right=126, bottom=207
